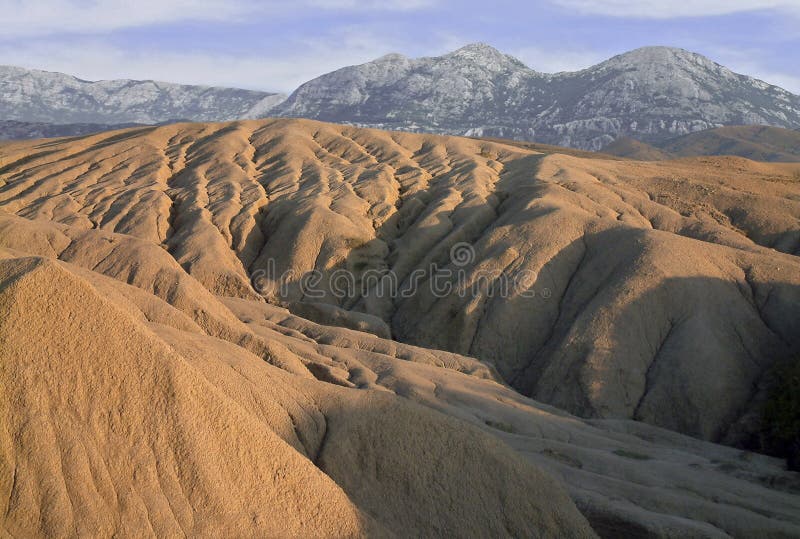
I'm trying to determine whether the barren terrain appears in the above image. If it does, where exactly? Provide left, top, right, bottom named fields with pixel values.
left=1, top=118, right=799, bottom=537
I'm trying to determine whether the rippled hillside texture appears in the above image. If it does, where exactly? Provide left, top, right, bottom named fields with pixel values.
left=1, top=118, right=799, bottom=537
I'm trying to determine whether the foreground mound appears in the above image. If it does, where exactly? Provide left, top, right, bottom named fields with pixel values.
left=0, top=253, right=594, bottom=537
left=1, top=211, right=799, bottom=537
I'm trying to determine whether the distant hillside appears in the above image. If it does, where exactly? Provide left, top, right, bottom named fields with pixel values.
left=475, top=136, right=625, bottom=160
left=601, top=137, right=674, bottom=160
left=0, top=120, right=142, bottom=141
left=660, top=125, right=800, bottom=162
left=602, top=125, right=800, bottom=162
left=4, top=45, right=800, bottom=150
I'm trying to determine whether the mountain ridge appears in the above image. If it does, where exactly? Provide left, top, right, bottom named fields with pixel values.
left=274, top=43, right=800, bottom=149
left=2, top=44, right=800, bottom=149
left=0, top=64, right=287, bottom=125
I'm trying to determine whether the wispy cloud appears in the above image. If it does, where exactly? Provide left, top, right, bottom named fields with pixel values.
left=548, top=0, right=800, bottom=19
left=0, top=0, right=437, bottom=37
left=309, top=0, right=436, bottom=9
left=0, top=0, right=245, bottom=37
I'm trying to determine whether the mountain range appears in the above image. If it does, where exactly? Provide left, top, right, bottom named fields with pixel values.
left=0, top=64, right=286, bottom=125
left=275, top=44, right=800, bottom=150
left=2, top=44, right=800, bottom=152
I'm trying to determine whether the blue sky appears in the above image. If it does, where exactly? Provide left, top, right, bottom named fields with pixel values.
left=1, top=0, right=798, bottom=94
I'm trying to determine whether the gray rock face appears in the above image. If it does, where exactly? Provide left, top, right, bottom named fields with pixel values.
left=0, top=65, right=287, bottom=125
left=274, top=44, right=800, bottom=150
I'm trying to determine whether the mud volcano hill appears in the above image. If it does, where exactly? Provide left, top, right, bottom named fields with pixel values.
left=1, top=118, right=799, bottom=537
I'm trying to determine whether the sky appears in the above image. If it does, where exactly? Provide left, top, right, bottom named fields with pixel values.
left=0, top=0, right=798, bottom=94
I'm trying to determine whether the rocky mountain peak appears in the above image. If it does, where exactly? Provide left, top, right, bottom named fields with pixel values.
left=446, top=42, right=504, bottom=59
left=373, top=52, right=409, bottom=64
left=443, top=42, right=528, bottom=71
left=274, top=43, right=800, bottom=150
left=597, top=46, right=725, bottom=74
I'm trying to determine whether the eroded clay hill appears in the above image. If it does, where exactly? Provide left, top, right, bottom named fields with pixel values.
left=2, top=118, right=798, bottom=444
left=1, top=211, right=800, bottom=538
left=1, top=119, right=800, bottom=537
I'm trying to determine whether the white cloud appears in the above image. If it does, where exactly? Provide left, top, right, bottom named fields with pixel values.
left=0, top=0, right=436, bottom=37
left=0, top=0, right=247, bottom=37
left=309, top=0, right=435, bottom=9
left=549, top=0, right=800, bottom=18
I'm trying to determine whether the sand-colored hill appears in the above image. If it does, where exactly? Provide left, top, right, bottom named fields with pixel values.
left=0, top=249, right=598, bottom=537
left=2, top=118, right=797, bottom=440
left=1, top=118, right=800, bottom=536
left=475, top=136, right=626, bottom=160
